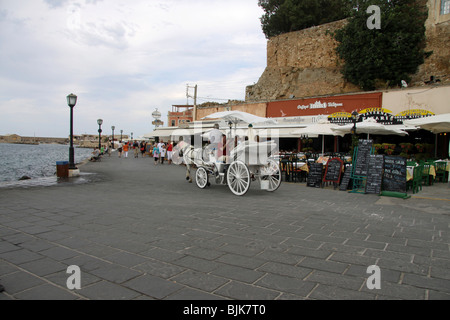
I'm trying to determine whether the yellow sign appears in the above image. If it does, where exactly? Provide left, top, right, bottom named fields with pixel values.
left=359, top=108, right=393, bottom=114
left=328, top=112, right=352, bottom=118
left=396, top=109, right=435, bottom=117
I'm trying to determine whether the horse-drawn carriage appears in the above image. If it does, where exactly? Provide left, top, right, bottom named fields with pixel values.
left=172, top=111, right=282, bottom=196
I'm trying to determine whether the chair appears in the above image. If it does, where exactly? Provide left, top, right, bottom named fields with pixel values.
left=411, top=165, right=424, bottom=194
left=435, top=162, right=448, bottom=183
left=421, top=163, right=431, bottom=186
left=280, top=159, right=294, bottom=182
left=291, top=160, right=307, bottom=183
left=425, top=161, right=436, bottom=185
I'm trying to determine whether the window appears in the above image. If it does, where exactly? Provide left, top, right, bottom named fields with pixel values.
left=171, top=120, right=176, bottom=127
left=442, top=0, right=450, bottom=15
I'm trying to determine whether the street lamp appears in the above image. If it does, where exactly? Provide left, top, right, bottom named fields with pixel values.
left=67, top=93, right=77, bottom=169
left=351, top=111, right=360, bottom=136
left=111, top=126, right=115, bottom=149
left=97, top=119, right=103, bottom=149
left=120, top=130, right=123, bottom=142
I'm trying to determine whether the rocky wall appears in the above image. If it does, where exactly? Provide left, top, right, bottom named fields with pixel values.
left=247, top=1, right=449, bottom=102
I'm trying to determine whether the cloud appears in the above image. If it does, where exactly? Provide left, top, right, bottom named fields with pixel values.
left=0, top=0, right=267, bottom=138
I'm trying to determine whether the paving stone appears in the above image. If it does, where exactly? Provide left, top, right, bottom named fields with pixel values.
left=215, top=280, right=280, bottom=300
left=123, top=275, right=183, bottom=299
left=1, top=153, right=449, bottom=300
left=309, top=284, right=376, bottom=300
left=171, top=270, right=229, bottom=292
left=89, top=264, right=142, bottom=284
left=0, top=271, right=46, bottom=294
left=255, top=274, right=316, bottom=298
left=78, top=280, right=141, bottom=300
left=14, top=283, right=80, bottom=300
left=19, top=257, right=67, bottom=277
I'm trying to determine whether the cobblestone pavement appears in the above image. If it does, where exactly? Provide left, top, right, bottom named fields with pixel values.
left=1, top=153, right=449, bottom=300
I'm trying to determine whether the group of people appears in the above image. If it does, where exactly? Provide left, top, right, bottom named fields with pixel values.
left=152, top=139, right=173, bottom=165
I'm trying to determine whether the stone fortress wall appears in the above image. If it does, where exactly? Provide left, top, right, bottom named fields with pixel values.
left=246, top=0, right=450, bottom=102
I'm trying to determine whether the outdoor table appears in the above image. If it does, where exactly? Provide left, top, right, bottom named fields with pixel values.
left=407, top=166, right=415, bottom=181
left=406, top=164, right=436, bottom=183
left=316, top=156, right=329, bottom=165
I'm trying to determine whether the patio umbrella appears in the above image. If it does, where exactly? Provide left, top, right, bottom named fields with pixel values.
left=403, top=113, right=450, bottom=134
left=404, top=113, right=450, bottom=158
left=291, top=119, right=345, bottom=156
left=202, top=110, right=277, bottom=139
left=332, top=118, right=408, bottom=138
left=202, top=110, right=277, bottom=125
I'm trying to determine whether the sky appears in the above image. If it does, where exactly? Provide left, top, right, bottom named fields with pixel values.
left=0, top=0, right=267, bottom=138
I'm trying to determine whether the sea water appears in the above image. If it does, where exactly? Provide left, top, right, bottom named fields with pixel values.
left=0, top=143, right=93, bottom=182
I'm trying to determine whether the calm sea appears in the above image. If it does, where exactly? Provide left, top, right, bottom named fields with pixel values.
left=0, top=143, right=93, bottom=182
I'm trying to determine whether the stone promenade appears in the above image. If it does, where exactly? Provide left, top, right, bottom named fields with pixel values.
left=0, top=152, right=449, bottom=300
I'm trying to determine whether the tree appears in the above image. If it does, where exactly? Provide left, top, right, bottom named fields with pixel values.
left=258, top=0, right=353, bottom=39
left=334, top=0, right=430, bottom=91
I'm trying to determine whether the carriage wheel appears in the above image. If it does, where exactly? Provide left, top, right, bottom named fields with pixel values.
left=261, top=159, right=281, bottom=192
left=195, top=167, right=209, bottom=189
left=227, top=161, right=251, bottom=196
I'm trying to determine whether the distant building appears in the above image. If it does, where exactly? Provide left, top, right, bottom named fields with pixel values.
left=168, top=105, right=193, bottom=127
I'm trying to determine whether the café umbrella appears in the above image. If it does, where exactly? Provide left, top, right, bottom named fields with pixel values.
left=291, top=119, right=345, bottom=156
left=202, top=110, right=277, bottom=138
left=403, top=113, right=450, bottom=134
left=331, top=118, right=408, bottom=138
left=404, top=113, right=450, bottom=158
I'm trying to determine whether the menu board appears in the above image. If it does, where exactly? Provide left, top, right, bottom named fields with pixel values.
left=324, top=158, right=344, bottom=184
left=339, top=165, right=353, bottom=191
left=353, top=140, right=373, bottom=177
left=383, top=156, right=407, bottom=193
left=365, top=155, right=384, bottom=194
left=307, top=163, right=323, bottom=188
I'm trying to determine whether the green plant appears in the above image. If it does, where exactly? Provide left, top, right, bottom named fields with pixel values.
left=334, top=0, right=429, bottom=91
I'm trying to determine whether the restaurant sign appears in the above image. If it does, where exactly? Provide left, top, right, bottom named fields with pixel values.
left=328, top=112, right=353, bottom=124
left=267, top=92, right=382, bottom=118
left=395, top=109, right=435, bottom=121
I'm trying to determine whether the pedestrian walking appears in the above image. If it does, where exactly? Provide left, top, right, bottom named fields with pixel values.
left=123, top=142, right=129, bottom=158
left=108, top=140, right=112, bottom=157
left=117, top=141, right=123, bottom=158
left=160, top=142, right=166, bottom=164
left=140, top=141, right=146, bottom=157
left=153, top=144, right=159, bottom=165
left=133, top=140, right=139, bottom=158
left=167, top=140, right=173, bottom=164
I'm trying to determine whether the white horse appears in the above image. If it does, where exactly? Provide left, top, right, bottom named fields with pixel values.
left=172, top=141, right=209, bottom=183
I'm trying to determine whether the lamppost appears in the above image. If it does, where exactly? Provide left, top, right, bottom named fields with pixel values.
left=351, top=111, right=360, bottom=156
left=97, top=119, right=103, bottom=149
left=67, top=93, right=77, bottom=170
left=111, top=126, right=115, bottom=149
left=351, top=111, right=360, bottom=136
left=120, top=130, right=123, bottom=142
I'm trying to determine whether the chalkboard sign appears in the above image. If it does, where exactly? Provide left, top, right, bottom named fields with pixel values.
left=354, top=140, right=373, bottom=177
left=324, top=158, right=344, bottom=184
left=365, top=155, right=384, bottom=194
left=307, top=163, right=323, bottom=188
left=339, top=165, right=353, bottom=191
left=383, top=156, right=407, bottom=193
